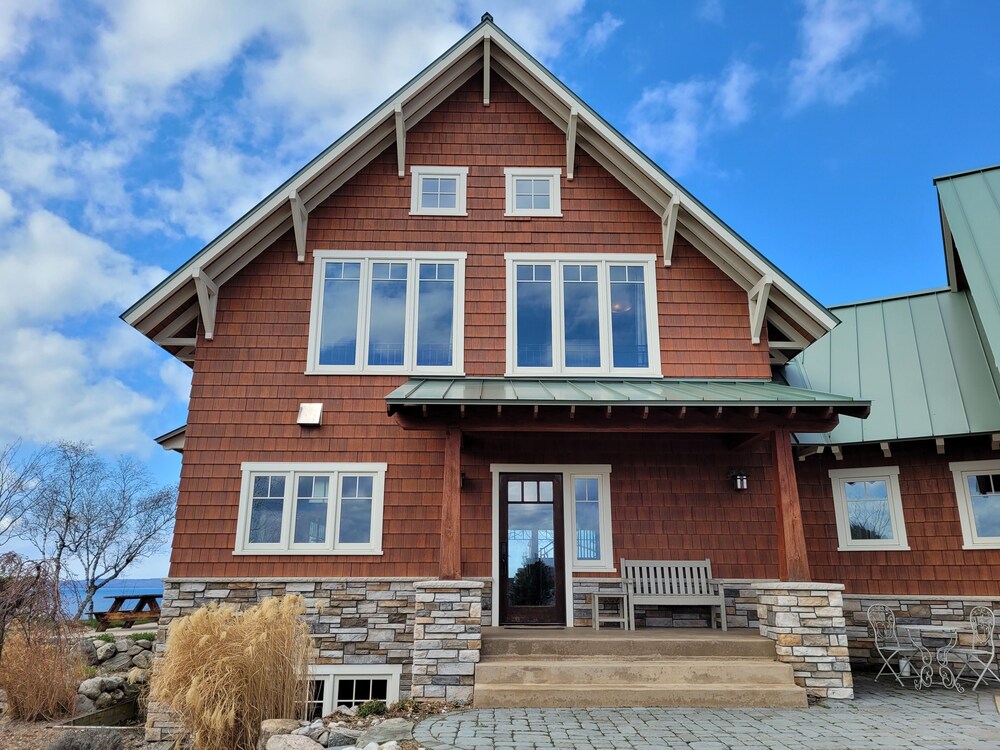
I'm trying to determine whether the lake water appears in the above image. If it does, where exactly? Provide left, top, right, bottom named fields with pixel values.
left=61, top=578, right=164, bottom=618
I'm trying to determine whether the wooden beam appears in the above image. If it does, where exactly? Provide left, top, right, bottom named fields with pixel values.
left=154, top=337, right=197, bottom=347
left=750, top=406, right=760, bottom=420
left=786, top=406, right=797, bottom=419
left=831, top=445, right=843, bottom=461
left=566, top=107, right=579, bottom=180
left=642, top=406, right=649, bottom=420
left=483, top=34, right=491, bottom=106
left=441, top=428, right=462, bottom=580
left=748, top=274, right=773, bottom=345
left=714, top=407, right=723, bottom=419
left=993, top=433, right=1000, bottom=451
left=936, top=437, right=945, bottom=455
left=289, top=190, right=308, bottom=262
left=880, top=442, right=892, bottom=458
left=731, top=432, right=768, bottom=451
left=191, top=268, right=218, bottom=340
left=661, top=194, right=680, bottom=266
left=394, top=105, right=406, bottom=177
left=772, top=429, right=811, bottom=581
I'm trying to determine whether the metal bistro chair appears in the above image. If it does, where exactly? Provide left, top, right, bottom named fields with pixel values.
left=953, top=606, right=1000, bottom=691
left=868, top=604, right=919, bottom=686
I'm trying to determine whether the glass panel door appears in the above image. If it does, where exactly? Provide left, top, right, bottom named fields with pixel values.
left=499, top=473, right=565, bottom=625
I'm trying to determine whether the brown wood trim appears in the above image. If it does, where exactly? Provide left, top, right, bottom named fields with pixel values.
left=441, top=428, right=462, bottom=580
left=772, top=429, right=810, bottom=581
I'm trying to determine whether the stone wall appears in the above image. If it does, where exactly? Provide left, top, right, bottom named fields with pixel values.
left=753, top=582, right=853, bottom=699
left=411, top=580, right=483, bottom=704
left=843, top=593, right=1000, bottom=666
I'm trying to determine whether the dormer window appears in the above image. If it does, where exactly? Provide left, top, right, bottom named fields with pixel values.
left=410, top=166, right=468, bottom=216
left=505, top=168, right=562, bottom=217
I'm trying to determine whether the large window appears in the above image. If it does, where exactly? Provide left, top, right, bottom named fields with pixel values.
left=307, top=252, right=465, bottom=374
left=950, top=460, right=1000, bottom=549
left=504, top=254, right=661, bottom=375
left=301, top=665, right=401, bottom=718
left=410, top=166, right=468, bottom=216
left=235, top=463, right=386, bottom=554
left=829, top=467, right=909, bottom=551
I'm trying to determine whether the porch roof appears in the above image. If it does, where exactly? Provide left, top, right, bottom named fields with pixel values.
left=385, top=377, right=870, bottom=417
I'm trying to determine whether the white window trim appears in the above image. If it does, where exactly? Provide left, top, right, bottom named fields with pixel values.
left=829, top=466, right=909, bottom=551
left=235, top=462, right=387, bottom=555
left=410, top=166, right=468, bottom=216
left=490, top=463, right=615, bottom=629
left=307, top=664, right=402, bottom=713
left=306, top=250, right=466, bottom=375
left=503, top=252, right=662, bottom=377
left=504, top=167, right=562, bottom=217
left=949, top=459, right=1000, bottom=549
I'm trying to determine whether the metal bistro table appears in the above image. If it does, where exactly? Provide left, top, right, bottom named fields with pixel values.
left=897, top=623, right=969, bottom=692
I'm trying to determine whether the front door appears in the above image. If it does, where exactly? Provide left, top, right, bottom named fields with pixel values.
left=499, top=473, right=565, bottom=625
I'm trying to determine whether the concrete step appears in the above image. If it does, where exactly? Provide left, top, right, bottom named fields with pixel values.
left=474, top=682, right=809, bottom=708
left=481, top=631, right=776, bottom=659
left=476, top=656, right=797, bottom=686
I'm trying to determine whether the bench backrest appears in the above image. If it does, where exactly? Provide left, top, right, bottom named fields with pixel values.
left=620, top=558, right=715, bottom=597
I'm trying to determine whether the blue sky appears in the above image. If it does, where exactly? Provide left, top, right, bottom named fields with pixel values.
left=1, top=0, right=997, bottom=576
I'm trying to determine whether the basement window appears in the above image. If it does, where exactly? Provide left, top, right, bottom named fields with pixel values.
left=410, top=166, right=468, bottom=216
left=301, top=665, right=401, bottom=717
left=504, top=168, right=562, bottom=217
left=829, top=467, right=909, bottom=551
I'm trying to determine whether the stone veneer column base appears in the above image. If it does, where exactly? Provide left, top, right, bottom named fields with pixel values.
left=411, top=580, right=484, bottom=705
left=753, top=581, right=854, bottom=700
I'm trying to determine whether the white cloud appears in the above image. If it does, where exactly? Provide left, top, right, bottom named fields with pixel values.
left=0, top=84, right=74, bottom=196
left=696, top=0, right=725, bottom=24
left=0, top=187, right=14, bottom=225
left=788, top=0, right=919, bottom=110
left=159, top=359, right=192, bottom=403
left=0, top=327, right=157, bottom=453
left=628, top=62, right=758, bottom=176
left=0, top=209, right=165, bottom=327
left=94, top=325, right=156, bottom=370
left=582, top=12, right=623, bottom=53
left=0, top=1, right=52, bottom=63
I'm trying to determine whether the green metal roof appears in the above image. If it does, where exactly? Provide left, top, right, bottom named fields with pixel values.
left=385, top=378, right=868, bottom=414
left=936, top=166, right=1000, bottom=369
left=784, top=289, right=1000, bottom=445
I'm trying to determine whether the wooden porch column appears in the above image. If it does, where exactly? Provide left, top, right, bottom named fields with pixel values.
left=441, top=428, right=462, bottom=580
left=771, top=429, right=811, bottom=581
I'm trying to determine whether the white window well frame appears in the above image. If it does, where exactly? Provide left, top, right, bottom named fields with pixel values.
left=829, top=466, right=909, bottom=551
left=235, top=462, right=387, bottom=555
left=504, top=167, right=562, bottom=217
left=504, top=253, right=662, bottom=377
left=306, top=664, right=401, bottom=714
left=410, top=166, right=468, bottom=216
left=949, top=459, right=1000, bottom=549
left=306, top=250, right=466, bottom=375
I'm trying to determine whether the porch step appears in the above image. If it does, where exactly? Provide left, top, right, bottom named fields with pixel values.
left=474, top=682, right=808, bottom=709
left=481, top=630, right=777, bottom=659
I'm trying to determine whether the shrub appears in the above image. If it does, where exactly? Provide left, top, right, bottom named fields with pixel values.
left=128, top=631, right=156, bottom=641
left=48, top=729, right=124, bottom=750
left=357, top=700, right=387, bottom=717
left=0, top=627, right=85, bottom=721
left=151, top=596, right=309, bottom=750
left=93, top=634, right=115, bottom=643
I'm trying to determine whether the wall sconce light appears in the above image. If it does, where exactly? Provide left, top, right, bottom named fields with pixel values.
left=730, top=470, right=749, bottom=492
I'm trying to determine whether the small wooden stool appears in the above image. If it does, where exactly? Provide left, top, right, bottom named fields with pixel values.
left=591, top=591, right=629, bottom=630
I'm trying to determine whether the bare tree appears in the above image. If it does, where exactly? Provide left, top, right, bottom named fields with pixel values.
left=0, top=441, right=47, bottom=547
left=19, top=442, right=176, bottom=619
left=0, top=553, right=58, bottom=662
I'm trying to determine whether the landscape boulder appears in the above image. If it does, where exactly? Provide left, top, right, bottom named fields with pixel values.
left=326, top=726, right=362, bottom=747
left=78, top=678, right=104, bottom=700
left=257, top=719, right=302, bottom=750
left=265, top=735, right=324, bottom=750
left=355, top=718, right=413, bottom=747
left=95, top=642, right=116, bottom=662
left=102, top=652, right=132, bottom=671
left=74, top=694, right=96, bottom=715
left=131, top=650, right=153, bottom=669
left=77, top=639, right=99, bottom=666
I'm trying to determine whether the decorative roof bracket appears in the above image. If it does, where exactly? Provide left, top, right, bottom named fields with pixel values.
left=192, top=268, right=219, bottom=341
left=394, top=105, right=406, bottom=178
left=661, top=194, right=679, bottom=266
left=290, top=190, right=309, bottom=262
left=566, top=107, right=578, bottom=180
left=483, top=33, right=491, bottom=106
left=748, top=274, right=773, bottom=345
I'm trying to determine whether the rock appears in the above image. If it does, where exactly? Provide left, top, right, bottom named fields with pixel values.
left=127, top=644, right=142, bottom=656
left=78, top=639, right=99, bottom=666
left=305, top=724, right=328, bottom=743
left=334, top=705, right=358, bottom=717
left=266, top=735, right=324, bottom=750
left=380, top=743, right=400, bottom=750
left=100, top=676, right=124, bottom=692
left=74, top=694, right=96, bottom=715
left=137, top=638, right=153, bottom=650
left=103, top=652, right=133, bottom=671
left=257, top=719, right=302, bottom=750
left=293, top=726, right=312, bottom=736
left=78, top=677, right=104, bottom=700
left=355, top=719, right=413, bottom=747
left=316, top=732, right=328, bottom=747
left=127, top=667, right=149, bottom=684
left=110, top=689, right=124, bottom=701
left=114, top=638, right=130, bottom=653
left=363, top=743, right=379, bottom=750
left=96, top=642, right=117, bottom=662
left=95, top=691, right=114, bottom=709
left=326, top=728, right=362, bottom=747
left=131, top=650, right=153, bottom=669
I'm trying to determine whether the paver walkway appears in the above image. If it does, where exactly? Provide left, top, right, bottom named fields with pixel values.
left=415, top=675, right=1000, bottom=750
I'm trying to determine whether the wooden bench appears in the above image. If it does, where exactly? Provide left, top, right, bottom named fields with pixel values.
left=620, top=558, right=727, bottom=631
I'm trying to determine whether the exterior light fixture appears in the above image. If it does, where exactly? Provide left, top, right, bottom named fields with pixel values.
left=730, top=470, right=749, bottom=492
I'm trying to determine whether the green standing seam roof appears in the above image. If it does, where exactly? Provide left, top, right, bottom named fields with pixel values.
left=936, top=166, right=1000, bottom=370
left=385, top=378, right=868, bottom=415
left=784, top=289, right=1000, bottom=445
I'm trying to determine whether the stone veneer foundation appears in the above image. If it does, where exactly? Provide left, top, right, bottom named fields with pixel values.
left=411, top=580, right=484, bottom=703
left=753, top=581, right=853, bottom=699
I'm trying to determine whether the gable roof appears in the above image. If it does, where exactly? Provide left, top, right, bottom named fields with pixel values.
left=122, top=15, right=838, bottom=362
left=936, top=165, right=1000, bottom=369
left=785, top=288, right=1000, bottom=445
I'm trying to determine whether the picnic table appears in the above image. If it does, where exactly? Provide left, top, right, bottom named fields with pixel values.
left=93, top=593, right=161, bottom=632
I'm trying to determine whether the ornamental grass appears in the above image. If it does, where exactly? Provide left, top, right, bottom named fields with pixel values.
left=0, top=627, right=85, bottom=721
left=150, top=596, right=310, bottom=750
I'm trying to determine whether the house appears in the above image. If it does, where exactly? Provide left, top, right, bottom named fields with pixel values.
left=125, top=16, right=1000, bottom=737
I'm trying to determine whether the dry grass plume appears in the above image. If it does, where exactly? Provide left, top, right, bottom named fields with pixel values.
left=0, top=626, right=85, bottom=720
left=150, top=596, right=310, bottom=750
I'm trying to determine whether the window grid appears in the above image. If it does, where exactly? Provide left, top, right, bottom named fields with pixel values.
left=504, top=168, right=561, bottom=216
left=335, top=678, right=389, bottom=709
left=410, top=167, right=467, bottom=216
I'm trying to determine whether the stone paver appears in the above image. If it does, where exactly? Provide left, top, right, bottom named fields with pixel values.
left=414, top=675, right=1000, bottom=750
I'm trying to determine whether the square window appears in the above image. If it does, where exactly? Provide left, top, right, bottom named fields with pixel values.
left=829, top=468, right=908, bottom=551
left=505, top=168, right=561, bottom=216
left=410, top=167, right=468, bottom=216
left=951, top=461, right=1000, bottom=548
